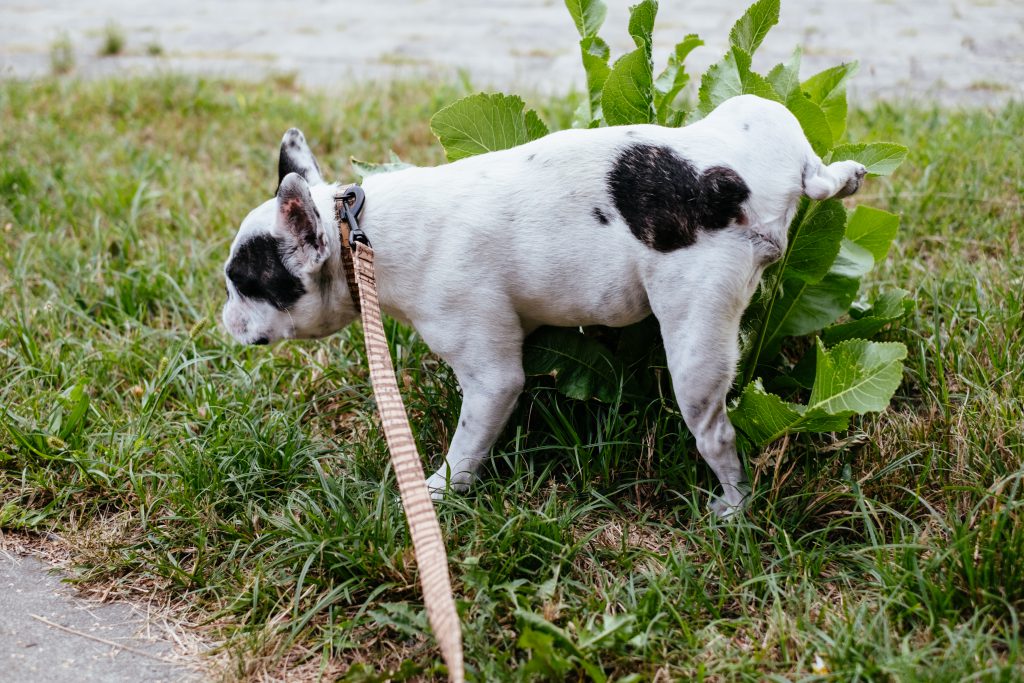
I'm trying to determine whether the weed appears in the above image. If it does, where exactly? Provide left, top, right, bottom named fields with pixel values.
left=99, top=21, right=126, bottom=56
left=49, top=33, right=75, bottom=75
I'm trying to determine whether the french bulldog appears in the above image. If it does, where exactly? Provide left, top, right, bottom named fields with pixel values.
left=221, top=94, right=867, bottom=516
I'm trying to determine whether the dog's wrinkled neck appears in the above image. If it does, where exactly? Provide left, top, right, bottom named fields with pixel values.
left=313, top=183, right=361, bottom=330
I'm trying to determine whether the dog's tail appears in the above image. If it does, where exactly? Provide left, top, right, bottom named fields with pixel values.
left=802, top=154, right=867, bottom=200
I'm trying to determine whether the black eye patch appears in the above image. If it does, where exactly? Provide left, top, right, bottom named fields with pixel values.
left=226, top=234, right=305, bottom=311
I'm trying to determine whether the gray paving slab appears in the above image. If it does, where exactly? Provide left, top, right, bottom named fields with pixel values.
left=0, top=0, right=1020, bottom=106
left=0, top=553, right=199, bottom=683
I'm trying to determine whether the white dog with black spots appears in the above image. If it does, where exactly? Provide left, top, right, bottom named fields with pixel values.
left=221, top=94, right=867, bottom=516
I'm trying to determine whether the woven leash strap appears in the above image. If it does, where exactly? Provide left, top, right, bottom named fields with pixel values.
left=338, top=190, right=464, bottom=683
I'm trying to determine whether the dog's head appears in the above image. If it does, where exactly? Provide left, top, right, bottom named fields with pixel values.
left=221, top=128, right=357, bottom=345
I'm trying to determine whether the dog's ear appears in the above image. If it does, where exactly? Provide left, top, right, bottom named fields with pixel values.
left=277, top=172, right=329, bottom=269
left=278, top=128, right=324, bottom=190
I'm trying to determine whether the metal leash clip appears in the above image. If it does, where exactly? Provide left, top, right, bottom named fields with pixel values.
left=337, top=185, right=370, bottom=249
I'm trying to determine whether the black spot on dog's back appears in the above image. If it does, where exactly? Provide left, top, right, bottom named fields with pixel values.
left=608, top=143, right=750, bottom=252
left=227, top=234, right=305, bottom=310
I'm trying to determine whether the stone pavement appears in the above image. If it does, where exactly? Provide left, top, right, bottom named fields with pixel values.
left=1, top=553, right=199, bottom=683
left=0, top=0, right=1021, bottom=105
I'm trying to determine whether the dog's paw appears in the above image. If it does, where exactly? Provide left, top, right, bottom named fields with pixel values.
left=835, top=161, right=868, bottom=198
left=426, top=469, right=472, bottom=501
left=709, top=482, right=751, bottom=519
left=709, top=496, right=745, bottom=519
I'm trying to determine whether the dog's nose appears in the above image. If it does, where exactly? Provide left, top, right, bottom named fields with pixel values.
left=252, top=336, right=269, bottom=345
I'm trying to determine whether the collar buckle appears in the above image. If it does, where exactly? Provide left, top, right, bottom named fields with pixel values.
left=336, top=185, right=370, bottom=250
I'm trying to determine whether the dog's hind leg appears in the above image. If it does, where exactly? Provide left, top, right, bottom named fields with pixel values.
left=648, top=255, right=754, bottom=517
left=802, top=158, right=868, bottom=200
left=417, top=315, right=526, bottom=499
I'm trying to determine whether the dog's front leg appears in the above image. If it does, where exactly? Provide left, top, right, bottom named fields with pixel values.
left=417, top=317, right=526, bottom=499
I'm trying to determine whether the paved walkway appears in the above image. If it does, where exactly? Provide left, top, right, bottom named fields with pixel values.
left=1, top=0, right=1021, bottom=105
left=1, top=553, right=199, bottom=683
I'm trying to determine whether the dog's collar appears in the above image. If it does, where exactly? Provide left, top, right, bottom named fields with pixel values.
left=334, top=184, right=368, bottom=310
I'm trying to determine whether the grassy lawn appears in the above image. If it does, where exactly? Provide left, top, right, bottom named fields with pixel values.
left=1, top=76, right=1022, bottom=681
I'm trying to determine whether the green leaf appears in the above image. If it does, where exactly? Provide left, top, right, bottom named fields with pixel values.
left=846, top=205, right=900, bottom=261
left=516, top=611, right=606, bottom=682
left=743, top=198, right=848, bottom=374
left=800, top=62, right=858, bottom=142
left=519, top=629, right=575, bottom=679
left=767, top=46, right=802, bottom=101
left=595, top=0, right=659, bottom=126
left=627, top=0, right=658, bottom=54
left=565, top=0, right=607, bottom=38
left=786, top=91, right=832, bottom=156
left=525, top=109, right=549, bottom=140
left=809, top=338, right=907, bottom=414
left=654, top=34, right=703, bottom=125
left=61, top=381, right=90, bottom=439
left=829, top=142, right=908, bottom=176
left=579, top=35, right=612, bottom=125
left=765, top=272, right=861, bottom=348
left=430, top=93, right=549, bottom=161
left=823, top=289, right=913, bottom=345
left=350, top=152, right=415, bottom=181
left=601, top=47, right=654, bottom=125
left=783, top=199, right=847, bottom=283
left=829, top=238, right=875, bottom=278
left=728, top=0, right=780, bottom=55
left=731, top=338, right=907, bottom=446
left=730, top=380, right=849, bottom=446
left=523, top=327, right=626, bottom=402
left=826, top=205, right=900, bottom=279
left=695, top=47, right=780, bottom=119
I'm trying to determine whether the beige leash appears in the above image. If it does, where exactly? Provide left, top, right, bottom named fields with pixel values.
left=335, top=186, right=465, bottom=683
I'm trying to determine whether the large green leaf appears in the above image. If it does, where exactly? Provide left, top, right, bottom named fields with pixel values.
left=801, top=62, right=858, bottom=142
left=809, top=338, right=907, bottom=414
left=786, top=92, right=832, bottom=156
left=829, top=142, right=908, bottom=176
left=765, top=272, right=861, bottom=347
left=828, top=238, right=875, bottom=278
left=782, top=199, right=847, bottom=284
left=430, top=93, right=549, bottom=161
left=770, top=48, right=836, bottom=154
left=744, top=198, right=848, bottom=376
left=654, top=34, right=704, bottom=125
left=731, top=338, right=907, bottom=446
left=578, top=36, right=612, bottom=126
left=728, top=0, right=780, bottom=55
left=846, top=205, right=900, bottom=262
left=601, top=47, right=654, bottom=125
left=565, top=0, right=607, bottom=38
left=694, top=47, right=780, bottom=119
left=627, top=0, right=658, bottom=55
left=829, top=205, right=900, bottom=278
left=523, top=327, right=627, bottom=403
left=730, top=380, right=849, bottom=446
left=767, top=46, right=802, bottom=101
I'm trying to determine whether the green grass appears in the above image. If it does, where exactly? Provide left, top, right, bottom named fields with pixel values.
left=1, top=75, right=1022, bottom=681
